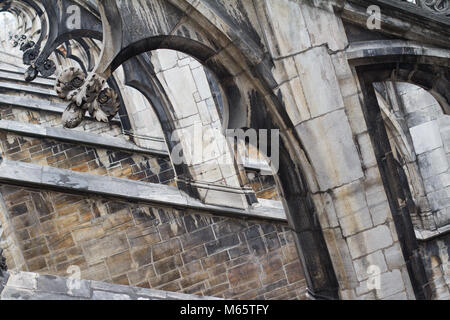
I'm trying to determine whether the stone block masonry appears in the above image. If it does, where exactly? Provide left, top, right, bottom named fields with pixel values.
left=0, top=104, right=280, bottom=201
left=0, top=184, right=307, bottom=300
left=1, top=0, right=449, bottom=300
left=0, top=130, right=176, bottom=186
left=0, top=103, right=124, bottom=139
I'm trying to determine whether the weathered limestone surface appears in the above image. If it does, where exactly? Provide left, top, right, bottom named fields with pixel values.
left=149, top=50, right=251, bottom=209
left=397, top=84, right=450, bottom=229
left=0, top=159, right=286, bottom=221
left=378, top=82, right=450, bottom=299
left=256, top=0, right=417, bottom=300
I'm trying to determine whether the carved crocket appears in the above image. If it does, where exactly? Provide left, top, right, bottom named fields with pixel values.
left=55, top=67, right=120, bottom=128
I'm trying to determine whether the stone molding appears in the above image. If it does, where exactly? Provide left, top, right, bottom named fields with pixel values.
left=0, top=119, right=167, bottom=157
left=0, top=159, right=287, bottom=222
left=0, top=119, right=274, bottom=173
left=415, top=225, right=450, bottom=241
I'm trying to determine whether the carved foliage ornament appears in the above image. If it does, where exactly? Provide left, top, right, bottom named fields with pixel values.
left=20, top=40, right=56, bottom=81
left=417, top=0, right=450, bottom=16
left=20, top=40, right=35, bottom=53
left=55, top=67, right=120, bottom=128
left=12, top=34, right=27, bottom=48
left=23, top=47, right=56, bottom=81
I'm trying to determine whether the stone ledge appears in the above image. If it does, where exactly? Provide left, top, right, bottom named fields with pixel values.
left=415, top=224, right=450, bottom=241
left=0, top=81, right=58, bottom=97
left=0, top=93, right=122, bottom=124
left=0, top=93, right=67, bottom=113
left=346, top=40, right=450, bottom=63
left=0, top=118, right=274, bottom=174
left=370, top=0, right=450, bottom=27
left=0, top=69, right=55, bottom=87
left=0, top=119, right=168, bottom=157
left=0, top=159, right=287, bottom=222
left=342, top=1, right=450, bottom=43
left=0, top=271, right=220, bottom=300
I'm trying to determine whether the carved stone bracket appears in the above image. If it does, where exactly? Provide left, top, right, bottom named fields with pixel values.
left=55, top=67, right=120, bottom=128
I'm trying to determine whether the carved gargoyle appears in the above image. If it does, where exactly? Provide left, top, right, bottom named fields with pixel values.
left=55, top=67, right=120, bottom=128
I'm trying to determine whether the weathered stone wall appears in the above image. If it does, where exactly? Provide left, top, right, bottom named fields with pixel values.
left=0, top=101, right=279, bottom=199
left=1, top=0, right=449, bottom=300
left=255, top=0, right=417, bottom=299
left=397, top=83, right=450, bottom=300
left=379, top=81, right=450, bottom=300
left=0, top=131, right=176, bottom=186
left=397, top=83, right=450, bottom=230
left=148, top=49, right=252, bottom=209
left=0, top=184, right=306, bottom=300
left=0, top=50, right=295, bottom=301
left=419, top=234, right=450, bottom=300
left=0, top=103, right=123, bottom=139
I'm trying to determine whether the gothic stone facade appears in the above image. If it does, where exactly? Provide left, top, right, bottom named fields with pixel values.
left=0, top=0, right=449, bottom=300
